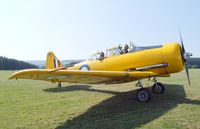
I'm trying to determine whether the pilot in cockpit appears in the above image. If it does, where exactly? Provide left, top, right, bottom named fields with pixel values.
left=100, top=51, right=105, bottom=58
left=124, top=44, right=129, bottom=53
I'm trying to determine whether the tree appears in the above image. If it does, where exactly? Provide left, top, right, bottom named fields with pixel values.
left=0, top=56, right=38, bottom=70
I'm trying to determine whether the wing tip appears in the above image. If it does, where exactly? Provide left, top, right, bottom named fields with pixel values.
left=8, top=74, right=16, bottom=80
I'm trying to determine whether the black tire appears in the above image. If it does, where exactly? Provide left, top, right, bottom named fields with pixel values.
left=57, top=83, right=62, bottom=87
left=136, top=88, right=151, bottom=102
left=152, top=82, right=165, bottom=94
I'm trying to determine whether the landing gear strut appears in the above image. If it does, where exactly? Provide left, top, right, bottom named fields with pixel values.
left=136, top=80, right=151, bottom=102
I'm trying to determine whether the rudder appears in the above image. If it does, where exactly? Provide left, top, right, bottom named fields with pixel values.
left=46, top=51, right=64, bottom=69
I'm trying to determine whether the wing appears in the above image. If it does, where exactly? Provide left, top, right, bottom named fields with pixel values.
left=9, top=69, right=159, bottom=84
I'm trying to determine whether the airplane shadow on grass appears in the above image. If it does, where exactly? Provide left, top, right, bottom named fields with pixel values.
left=44, top=84, right=200, bottom=129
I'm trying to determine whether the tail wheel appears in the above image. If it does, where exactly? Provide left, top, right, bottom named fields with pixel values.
left=136, top=88, right=151, bottom=102
left=152, top=82, right=165, bottom=94
left=57, top=83, right=62, bottom=87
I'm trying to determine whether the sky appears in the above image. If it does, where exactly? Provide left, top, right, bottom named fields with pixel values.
left=0, top=0, right=199, bottom=60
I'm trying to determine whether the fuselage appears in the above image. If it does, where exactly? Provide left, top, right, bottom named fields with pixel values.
left=68, top=43, right=184, bottom=76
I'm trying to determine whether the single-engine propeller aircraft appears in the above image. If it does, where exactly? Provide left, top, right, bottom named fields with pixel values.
left=9, top=35, right=192, bottom=102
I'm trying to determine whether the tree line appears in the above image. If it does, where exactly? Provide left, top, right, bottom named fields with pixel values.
left=188, top=58, right=200, bottom=68
left=0, top=56, right=38, bottom=70
left=65, top=61, right=82, bottom=67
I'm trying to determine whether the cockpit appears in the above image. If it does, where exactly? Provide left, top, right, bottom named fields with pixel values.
left=88, top=51, right=104, bottom=61
left=106, top=46, right=120, bottom=57
left=88, top=41, right=162, bottom=61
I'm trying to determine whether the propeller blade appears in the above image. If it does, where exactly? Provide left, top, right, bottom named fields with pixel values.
left=179, top=28, right=186, bottom=53
left=180, top=34, right=185, bottom=53
left=179, top=28, right=191, bottom=86
left=185, top=62, right=191, bottom=86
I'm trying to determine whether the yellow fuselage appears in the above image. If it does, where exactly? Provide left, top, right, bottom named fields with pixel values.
left=68, top=43, right=184, bottom=76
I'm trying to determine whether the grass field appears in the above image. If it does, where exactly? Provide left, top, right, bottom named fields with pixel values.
left=0, top=69, right=200, bottom=129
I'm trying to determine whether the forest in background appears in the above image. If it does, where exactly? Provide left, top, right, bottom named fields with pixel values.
left=0, top=56, right=38, bottom=70
left=188, top=58, right=200, bottom=68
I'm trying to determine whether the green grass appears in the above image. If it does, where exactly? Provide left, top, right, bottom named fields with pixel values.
left=0, top=69, right=200, bottom=129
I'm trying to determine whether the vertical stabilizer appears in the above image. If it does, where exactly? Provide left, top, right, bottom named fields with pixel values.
left=46, top=52, right=64, bottom=69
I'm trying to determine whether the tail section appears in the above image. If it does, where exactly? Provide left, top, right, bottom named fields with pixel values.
left=46, top=51, right=64, bottom=69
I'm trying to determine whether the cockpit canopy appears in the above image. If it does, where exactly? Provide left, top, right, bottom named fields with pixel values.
left=88, top=51, right=101, bottom=61
left=106, top=46, right=120, bottom=57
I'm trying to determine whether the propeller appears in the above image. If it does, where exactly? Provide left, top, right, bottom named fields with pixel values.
left=179, top=30, right=192, bottom=86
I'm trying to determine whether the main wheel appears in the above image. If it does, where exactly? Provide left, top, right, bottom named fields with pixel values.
left=152, top=82, right=165, bottom=94
left=136, top=88, right=151, bottom=102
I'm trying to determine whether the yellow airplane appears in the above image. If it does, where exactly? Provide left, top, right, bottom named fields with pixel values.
left=9, top=36, right=192, bottom=102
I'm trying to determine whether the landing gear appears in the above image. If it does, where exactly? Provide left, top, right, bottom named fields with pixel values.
left=135, top=80, right=151, bottom=102
left=136, top=88, right=151, bottom=102
left=57, top=82, right=62, bottom=87
left=152, top=82, right=165, bottom=94
left=135, top=78, right=165, bottom=102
